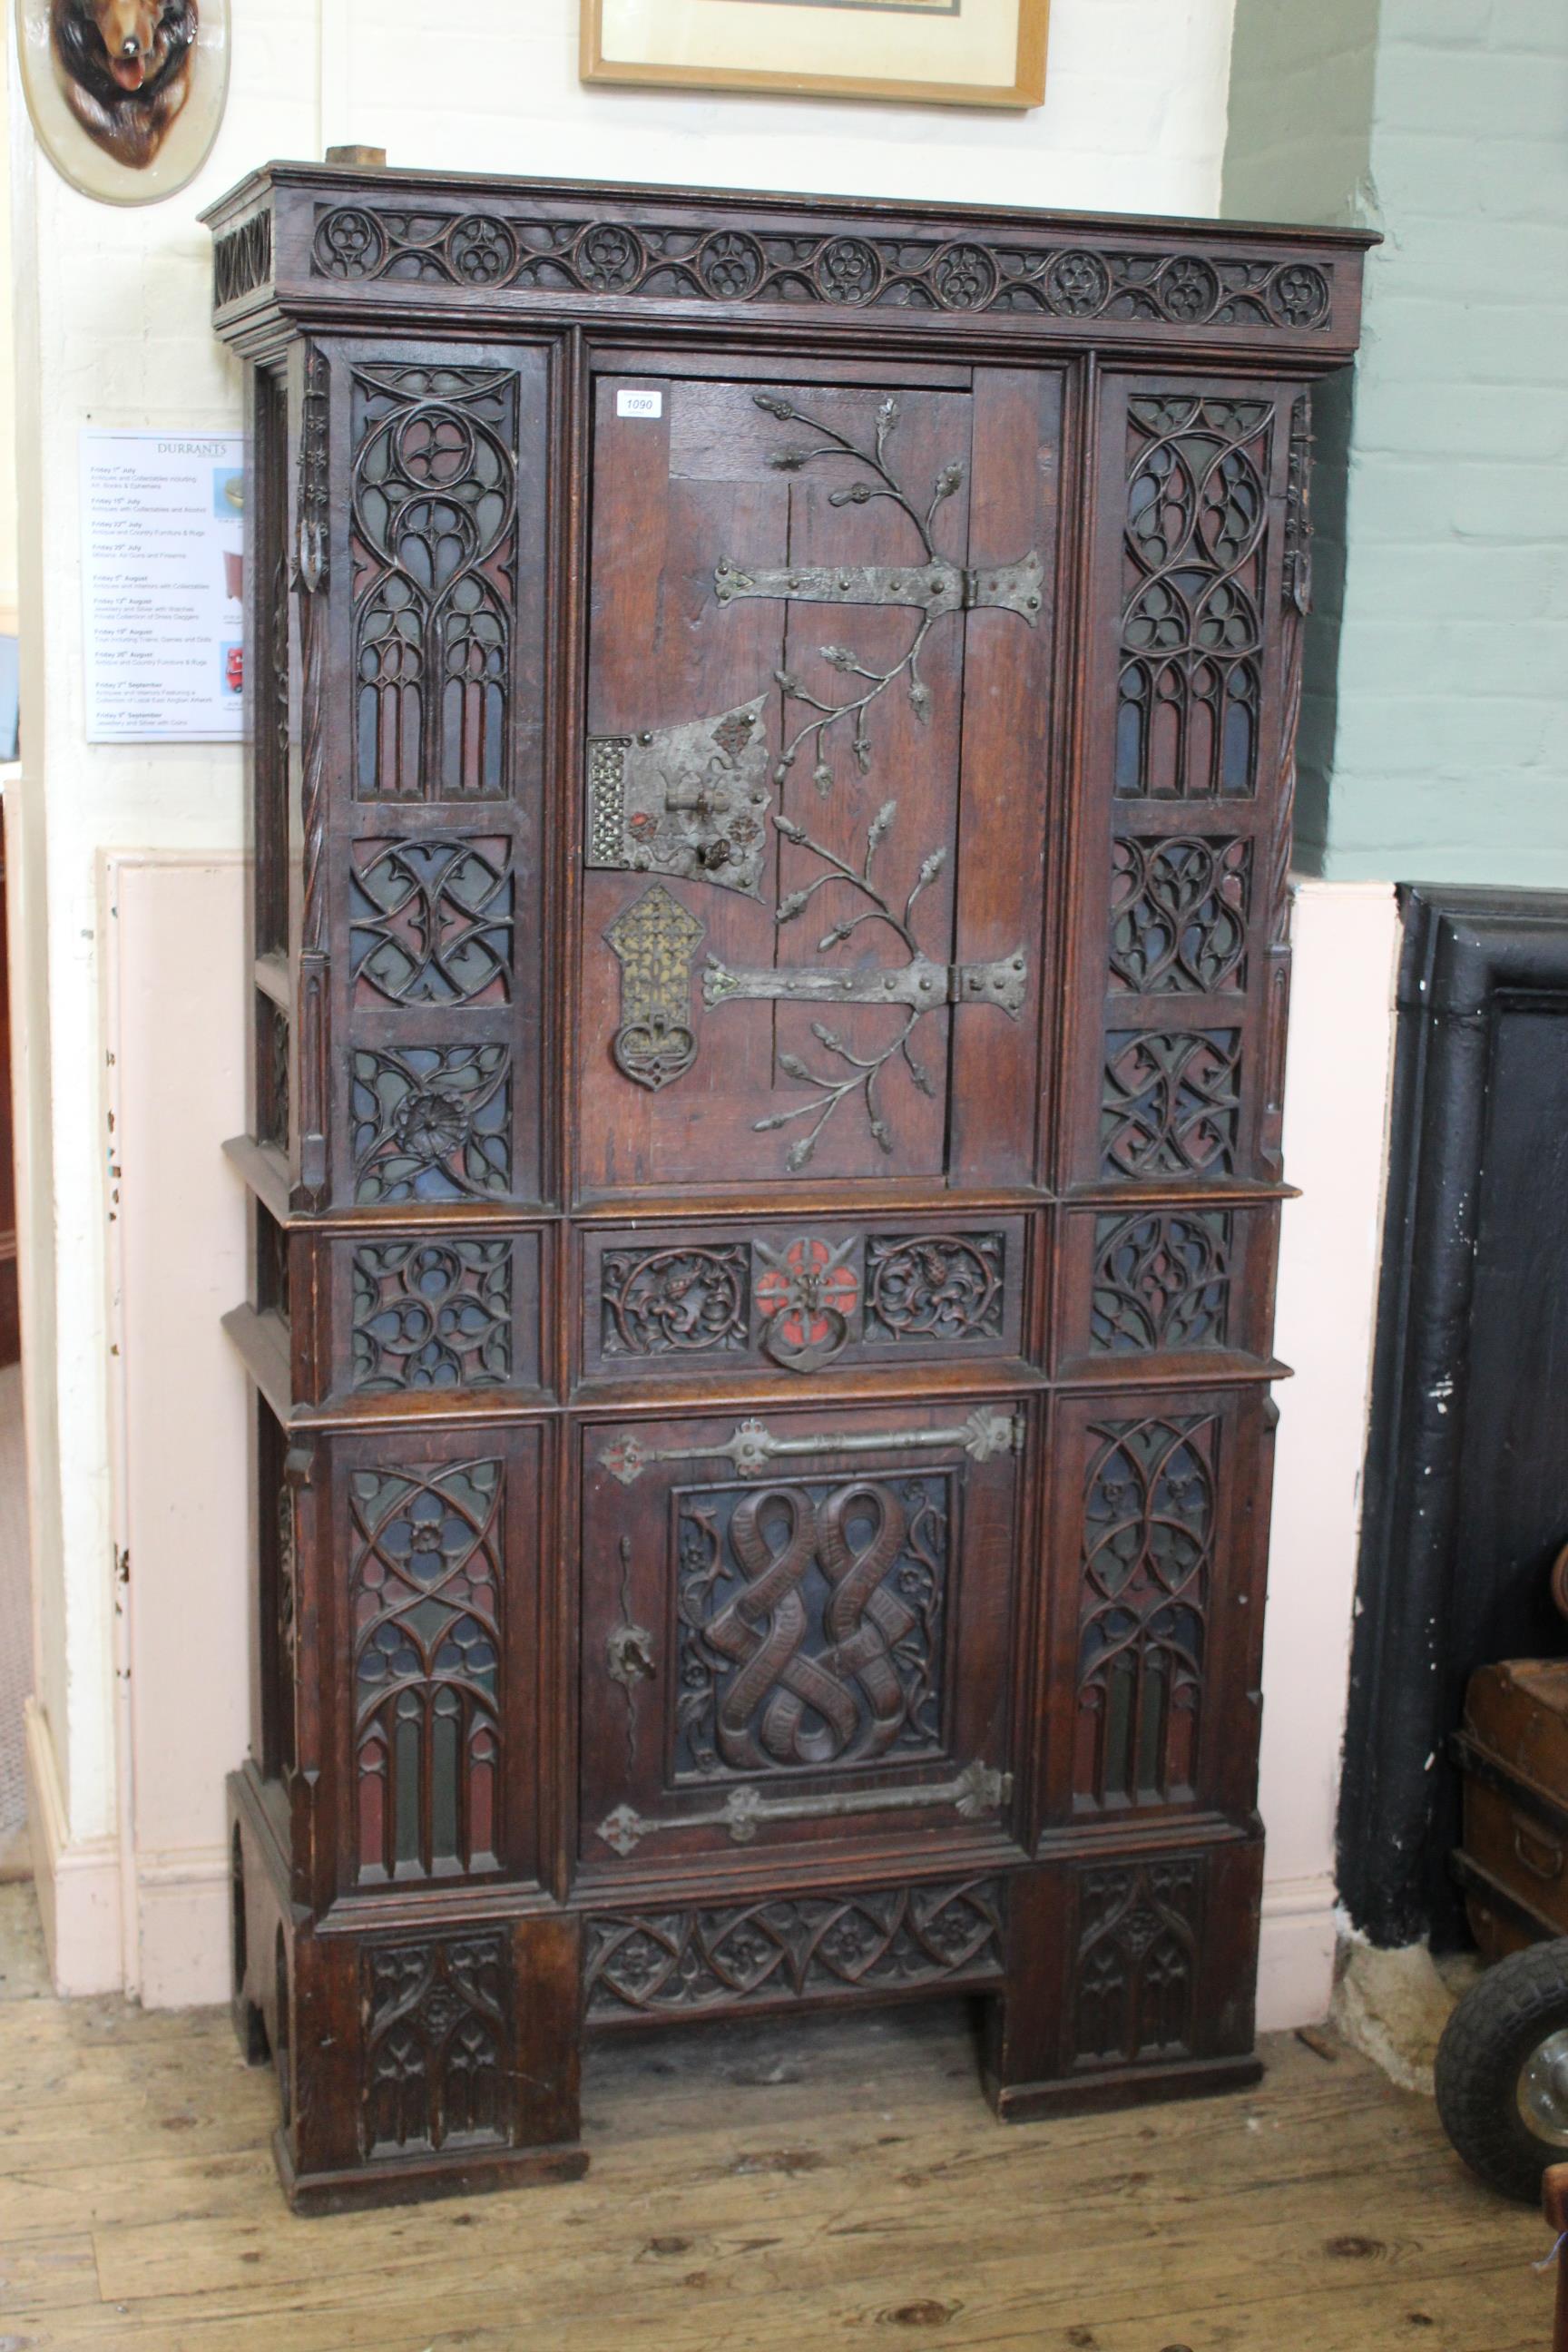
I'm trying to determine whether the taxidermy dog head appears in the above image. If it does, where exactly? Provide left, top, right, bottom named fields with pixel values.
left=51, top=0, right=197, bottom=171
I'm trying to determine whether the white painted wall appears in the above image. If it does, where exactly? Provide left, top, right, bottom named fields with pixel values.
left=322, top=0, right=1238, bottom=214
left=13, top=0, right=1404, bottom=2027
left=10, top=0, right=318, bottom=1994
left=1257, top=880, right=1399, bottom=2031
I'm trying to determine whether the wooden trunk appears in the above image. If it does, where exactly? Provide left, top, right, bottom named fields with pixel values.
left=203, top=163, right=1370, bottom=2210
left=1455, top=1662, right=1568, bottom=1964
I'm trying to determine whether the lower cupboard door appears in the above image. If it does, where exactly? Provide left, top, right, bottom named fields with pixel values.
left=578, top=1398, right=1024, bottom=1872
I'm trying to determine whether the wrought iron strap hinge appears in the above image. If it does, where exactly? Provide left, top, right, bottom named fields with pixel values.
left=703, top=947, right=1027, bottom=1019
left=601, top=1405, right=1022, bottom=1486
left=597, top=1758, right=1013, bottom=1856
left=713, top=552, right=1044, bottom=625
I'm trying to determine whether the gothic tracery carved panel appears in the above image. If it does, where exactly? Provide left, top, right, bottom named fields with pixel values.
left=1101, top=1030, right=1240, bottom=1180
left=1109, top=837, right=1250, bottom=994
left=350, top=1044, right=512, bottom=1204
left=1090, top=1213, right=1233, bottom=1353
left=584, top=1878, right=1004, bottom=2018
left=349, top=835, right=514, bottom=1006
left=352, top=1240, right=514, bottom=1391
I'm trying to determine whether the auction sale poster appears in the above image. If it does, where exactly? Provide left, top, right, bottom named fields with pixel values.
left=79, top=428, right=245, bottom=743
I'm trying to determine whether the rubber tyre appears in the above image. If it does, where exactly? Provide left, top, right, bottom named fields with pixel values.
left=1436, top=1939, right=1568, bottom=2203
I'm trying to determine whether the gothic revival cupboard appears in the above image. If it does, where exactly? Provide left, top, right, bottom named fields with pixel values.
left=205, top=162, right=1369, bottom=2212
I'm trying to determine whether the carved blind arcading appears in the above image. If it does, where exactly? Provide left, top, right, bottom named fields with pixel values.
left=349, top=1457, right=504, bottom=1881
left=1075, top=1416, right=1217, bottom=1808
left=362, top=1929, right=510, bottom=2155
left=1117, top=398, right=1272, bottom=804
left=1074, top=1859, right=1200, bottom=2067
left=350, top=363, right=519, bottom=802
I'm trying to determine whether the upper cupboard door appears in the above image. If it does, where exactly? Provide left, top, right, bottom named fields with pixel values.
left=577, top=366, right=1063, bottom=1198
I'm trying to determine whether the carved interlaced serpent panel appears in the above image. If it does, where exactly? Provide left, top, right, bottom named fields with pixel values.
left=352, top=1240, right=513, bottom=1392
left=350, top=362, right=519, bottom=801
left=1074, top=1859, right=1200, bottom=2066
left=1101, top=1030, right=1240, bottom=1180
left=350, top=1043, right=511, bottom=1204
left=1091, top=1213, right=1232, bottom=1353
left=1075, top=1416, right=1215, bottom=1808
left=1117, top=397, right=1273, bottom=802
left=584, top=1878, right=1004, bottom=2017
left=362, top=1929, right=508, bottom=2155
left=349, top=835, right=514, bottom=1005
left=310, top=201, right=1333, bottom=333
left=674, top=1474, right=950, bottom=1780
left=1109, top=838, right=1250, bottom=994
left=349, top=1456, right=504, bottom=1881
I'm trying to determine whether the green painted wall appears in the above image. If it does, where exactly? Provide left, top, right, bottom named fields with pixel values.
left=1223, top=0, right=1568, bottom=884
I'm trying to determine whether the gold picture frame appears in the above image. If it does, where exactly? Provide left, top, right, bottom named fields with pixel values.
left=581, top=0, right=1048, bottom=111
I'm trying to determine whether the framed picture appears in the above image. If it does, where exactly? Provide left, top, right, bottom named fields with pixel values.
left=581, top=0, right=1048, bottom=110
left=15, top=0, right=230, bottom=206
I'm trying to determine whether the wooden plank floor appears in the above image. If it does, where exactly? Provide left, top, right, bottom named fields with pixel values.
left=0, top=1885, right=1551, bottom=2352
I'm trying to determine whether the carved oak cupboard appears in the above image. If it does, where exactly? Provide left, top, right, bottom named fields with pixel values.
left=204, top=162, right=1368, bottom=2212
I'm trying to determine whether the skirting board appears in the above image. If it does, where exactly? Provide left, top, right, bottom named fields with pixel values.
left=136, top=1846, right=232, bottom=2007
left=24, top=1695, right=121, bottom=1995
left=1256, top=1875, right=1337, bottom=2032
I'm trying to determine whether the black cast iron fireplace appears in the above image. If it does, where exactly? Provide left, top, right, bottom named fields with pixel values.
left=1340, top=885, right=1568, bottom=1951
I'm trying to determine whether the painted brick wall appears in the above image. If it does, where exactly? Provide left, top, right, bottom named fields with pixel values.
left=1225, top=0, right=1568, bottom=884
